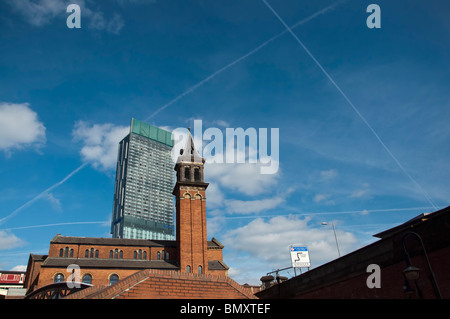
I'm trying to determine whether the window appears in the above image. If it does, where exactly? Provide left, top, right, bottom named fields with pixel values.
left=184, top=167, right=190, bottom=181
left=143, top=251, right=147, bottom=260
left=54, top=273, right=64, bottom=283
left=82, top=274, right=92, bottom=285
left=186, top=265, right=191, bottom=273
left=194, top=168, right=200, bottom=181
left=157, top=251, right=160, bottom=260
left=61, top=247, right=73, bottom=258
left=90, top=248, right=94, bottom=258
left=198, top=265, right=202, bottom=275
left=109, top=250, right=113, bottom=259
left=85, top=249, right=89, bottom=258
left=109, top=274, right=119, bottom=286
left=134, top=251, right=137, bottom=259
left=95, top=250, right=99, bottom=258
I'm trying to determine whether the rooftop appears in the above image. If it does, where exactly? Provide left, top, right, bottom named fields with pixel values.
left=130, top=118, right=173, bottom=147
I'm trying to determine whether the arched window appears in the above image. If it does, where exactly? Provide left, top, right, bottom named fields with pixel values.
left=138, top=249, right=142, bottom=260
left=109, top=250, right=113, bottom=259
left=64, top=247, right=69, bottom=257
left=85, top=249, right=89, bottom=258
left=95, top=250, right=99, bottom=258
left=184, top=167, right=190, bottom=181
left=90, top=248, right=94, bottom=258
left=54, top=273, right=64, bottom=283
left=194, top=168, right=200, bottom=181
left=114, top=249, right=118, bottom=259
left=109, top=274, right=119, bottom=286
left=82, top=274, right=92, bottom=285
left=157, top=251, right=160, bottom=260
left=59, top=249, right=64, bottom=257
left=198, top=265, right=202, bottom=275
left=119, top=250, right=123, bottom=259
left=69, top=249, right=74, bottom=258
left=133, top=251, right=137, bottom=259
left=143, top=251, right=147, bottom=260
left=186, top=265, right=191, bottom=273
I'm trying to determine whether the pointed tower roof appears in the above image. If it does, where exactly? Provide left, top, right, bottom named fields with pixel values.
left=177, top=128, right=204, bottom=164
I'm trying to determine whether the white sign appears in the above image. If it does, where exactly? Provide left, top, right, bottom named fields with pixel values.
left=290, top=246, right=310, bottom=268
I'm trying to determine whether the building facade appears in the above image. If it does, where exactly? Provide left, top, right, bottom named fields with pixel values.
left=111, top=118, right=175, bottom=240
left=0, top=270, right=26, bottom=299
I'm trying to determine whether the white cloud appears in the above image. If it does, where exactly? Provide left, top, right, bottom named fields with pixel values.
left=205, top=183, right=224, bottom=209
left=72, top=121, right=129, bottom=171
left=10, top=265, right=27, bottom=272
left=205, top=162, right=279, bottom=196
left=0, top=231, right=26, bottom=250
left=223, top=215, right=359, bottom=284
left=0, top=102, right=46, bottom=153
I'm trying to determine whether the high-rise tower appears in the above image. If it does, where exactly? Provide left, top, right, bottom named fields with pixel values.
left=173, top=129, right=209, bottom=274
left=111, top=118, right=175, bottom=240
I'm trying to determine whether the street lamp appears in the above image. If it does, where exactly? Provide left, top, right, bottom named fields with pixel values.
left=321, top=221, right=341, bottom=257
left=402, top=231, right=442, bottom=299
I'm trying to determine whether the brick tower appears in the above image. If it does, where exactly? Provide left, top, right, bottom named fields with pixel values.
left=173, top=129, right=209, bottom=274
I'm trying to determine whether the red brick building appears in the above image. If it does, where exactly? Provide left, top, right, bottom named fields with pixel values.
left=23, top=130, right=252, bottom=299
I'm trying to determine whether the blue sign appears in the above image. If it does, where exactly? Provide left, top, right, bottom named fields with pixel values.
left=290, top=247, right=307, bottom=252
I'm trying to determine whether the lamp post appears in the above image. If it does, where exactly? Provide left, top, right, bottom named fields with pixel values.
left=402, top=231, right=442, bottom=299
left=322, top=221, right=341, bottom=257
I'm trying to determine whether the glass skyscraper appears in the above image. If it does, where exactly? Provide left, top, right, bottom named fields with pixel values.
left=111, top=118, right=175, bottom=240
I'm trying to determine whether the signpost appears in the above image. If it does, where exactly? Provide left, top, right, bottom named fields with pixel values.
left=290, top=245, right=311, bottom=275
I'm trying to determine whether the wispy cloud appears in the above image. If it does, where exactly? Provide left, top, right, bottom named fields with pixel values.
left=6, top=0, right=127, bottom=34
left=0, top=220, right=108, bottom=231
left=144, top=1, right=342, bottom=121
left=0, top=163, right=87, bottom=225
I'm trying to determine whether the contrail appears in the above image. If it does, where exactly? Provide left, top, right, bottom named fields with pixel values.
left=0, top=162, right=88, bottom=225
left=222, top=206, right=437, bottom=220
left=0, top=220, right=108, bottom=231
left=144, top=1, right=342, bottom=122
left=261, top=0, right=438, bottom=210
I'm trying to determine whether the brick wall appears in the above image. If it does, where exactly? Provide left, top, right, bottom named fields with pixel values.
left=177, top=188, right=208, bottom=274
left=66, top=269, right=257, bottom=299
left=37, top=267, right=141, bottom=288
left=48, top=243, right=176, bottom=261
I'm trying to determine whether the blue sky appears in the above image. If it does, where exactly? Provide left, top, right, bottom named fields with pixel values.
left=0, top=0, right=449, bottom=285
